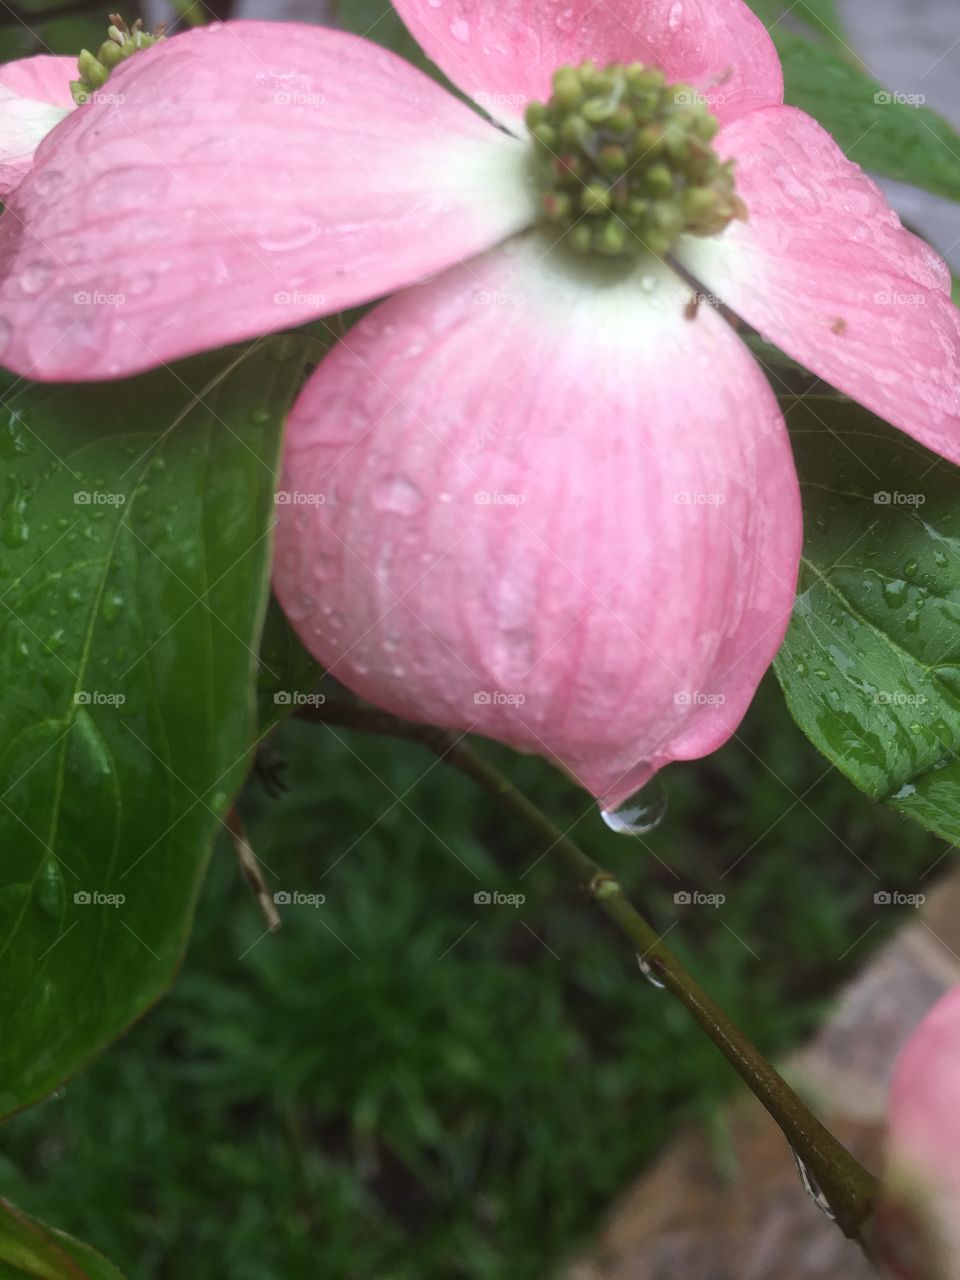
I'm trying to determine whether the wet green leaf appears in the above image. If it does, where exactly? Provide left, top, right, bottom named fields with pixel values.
left=776, top=397, right=960, bottom=840
left=0, top=339, right=304, bottom=1116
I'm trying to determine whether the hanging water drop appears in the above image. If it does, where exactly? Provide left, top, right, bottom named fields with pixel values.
left=790, top=1148, right=836, bottom=1221
left=637, top=954, right=666, bottom=989
left=600, top=777, right=667, bottom=835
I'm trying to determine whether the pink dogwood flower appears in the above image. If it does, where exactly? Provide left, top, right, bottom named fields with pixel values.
left=0, top=4, right=958, bottom=809
left=876, top=985, right=960, bottom=1279
left=0, top=55, right=75, bottom=196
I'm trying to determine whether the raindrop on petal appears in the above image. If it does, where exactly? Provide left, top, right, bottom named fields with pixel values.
left=600, top=777, right=667, bottom=836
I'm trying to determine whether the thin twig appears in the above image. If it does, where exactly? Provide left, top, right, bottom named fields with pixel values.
left=297, top=700, right=879, bottom=1240
left=225, top=807, right=281, bottom=932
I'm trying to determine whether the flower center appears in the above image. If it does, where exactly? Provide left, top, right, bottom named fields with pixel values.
left=71, top=13, right=165, bottom=105
left=525, top=62, right=745, bottom=259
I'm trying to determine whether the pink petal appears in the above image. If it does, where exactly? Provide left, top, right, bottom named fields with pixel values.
left=0, top=57, right=75, bottom=197
left=0, top=22, right=535, bottom=381
left=677, top=106, right=960, bottom=465
left=392, top=0, right=782, bottom=130
left=273, top=234, right=801, bottom=808
left=878, top=985, right=960, bottom=1278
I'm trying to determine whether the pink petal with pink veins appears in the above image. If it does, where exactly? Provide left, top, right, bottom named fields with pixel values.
left=0, top=22, right=535, bottom=381
left=392, top=0, right=782, bottom=132
left=0, top=56, right=75, bottom=197
left=273, top=233, right=801, bottom=807
left=877, top=985, right=960, bottom=1278
left=678, top=106, right=960, bottom=465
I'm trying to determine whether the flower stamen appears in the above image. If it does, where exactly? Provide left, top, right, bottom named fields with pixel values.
left=71, top=14, right=166, bottom=105
left=526, top=62, right=746, bottom=259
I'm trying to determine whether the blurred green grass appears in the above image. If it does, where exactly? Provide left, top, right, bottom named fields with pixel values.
left=0, top=674, right=946, bottom=1279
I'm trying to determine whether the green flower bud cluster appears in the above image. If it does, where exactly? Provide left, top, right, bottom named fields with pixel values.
left=526, top=62, right=746, bottom=259
left=71, top=14, right=165, bottom=105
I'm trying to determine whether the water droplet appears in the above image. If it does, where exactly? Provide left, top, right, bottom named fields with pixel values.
left=35, top=858, right=66, bottom=922
left=256, top=218, right=321, bottom=252
left=600, top=778, right=667, bottom=836
left=637, top=954, right=666, bottom=989
left=668, top=0, right=684, bottom=29
left=100, top=590, right=125, bottom=626
left=372, top=475, right=424, bottom=517
left=2, top=476, right=29, bottom=548
left=450, top=16, right=470, bottom=41
left=904, top=559, right=919, bottom=578
left=790, top=1149, right=836, bottom=1221
left=882, top=579, right=909, bottom=609
left=20, top=260, right=53, bottom=296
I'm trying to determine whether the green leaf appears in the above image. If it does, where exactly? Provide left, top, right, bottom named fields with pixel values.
left=775, top=397, right=960, bottom=841
left=747, top=0, right=847, bottom=46
left=0, top=338, right=305, bottom=1117
left=0, top=1199, right=124, bottom=1279
left=776, top=33, right=960, bottom=202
